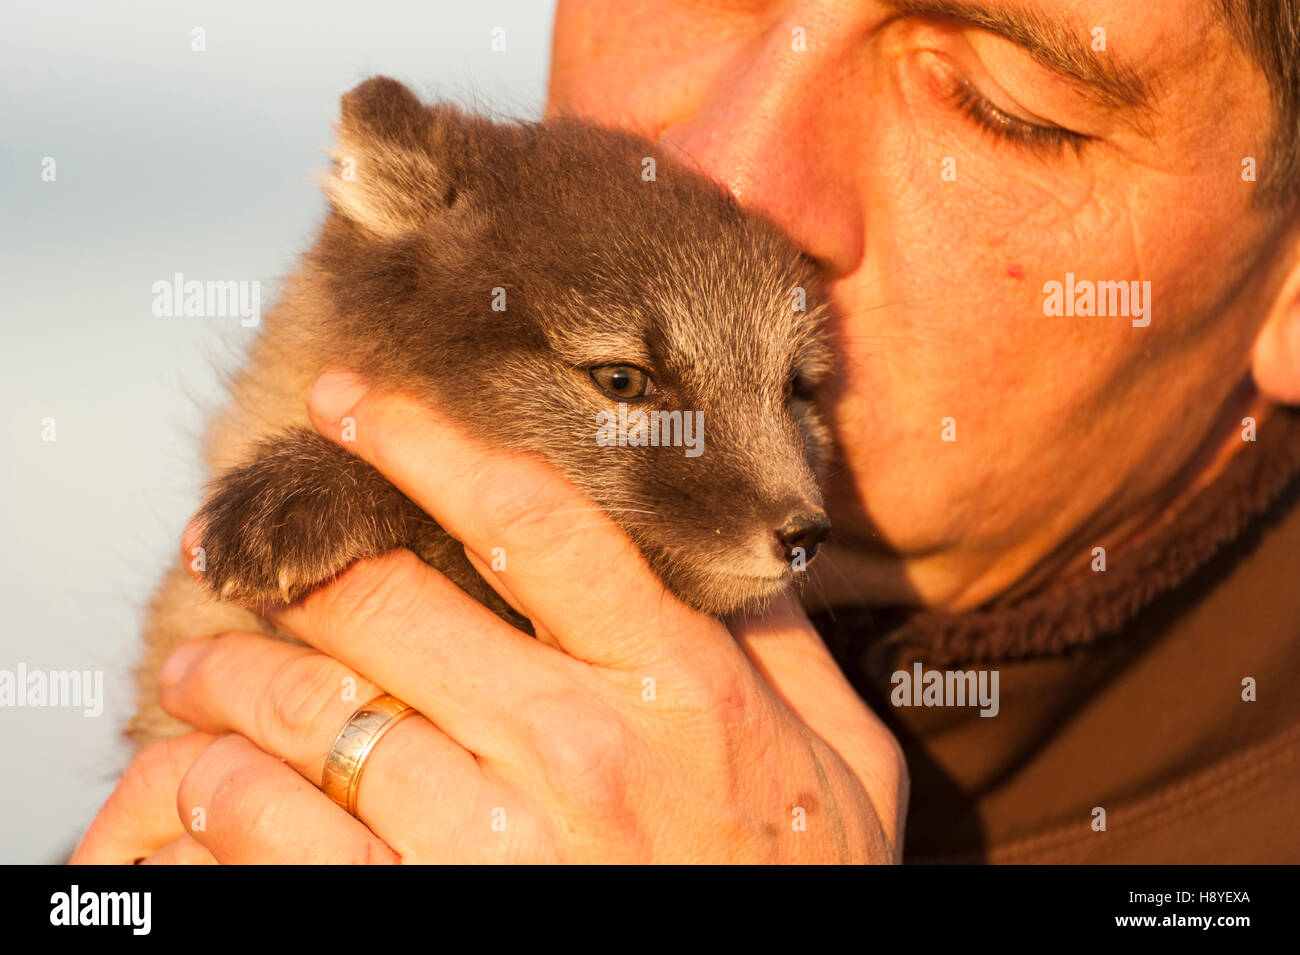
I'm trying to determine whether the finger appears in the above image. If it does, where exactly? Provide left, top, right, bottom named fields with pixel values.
left=138, top=833, right=218, bottom=865
left=730, top=590, right=907, bottom=850
left=158, top=630, right=493, bottom=837
left=463, top=546, right=562, bottom=649
left=159, top=631, right=384, bottom=780
left=69, top=732, right=217, bottom=865
left=178, top=734, right=399, bottom=864
left=266, top=549, right=592, bottom=759
left=306, top=368, right=699, bottom=667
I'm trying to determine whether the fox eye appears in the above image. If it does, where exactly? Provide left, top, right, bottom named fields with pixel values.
left=790, top=372, right=815, bottom=403
left=591, top=365, right=655, bottom=399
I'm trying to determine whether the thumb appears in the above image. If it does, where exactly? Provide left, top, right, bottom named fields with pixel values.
left=730, top=590, right=908, bottom=852
left=69, top=732, right=216, bottom=864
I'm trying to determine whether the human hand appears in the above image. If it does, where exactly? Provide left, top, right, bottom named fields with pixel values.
left=69, top=732, right=219, bottom=865
left=148, top=369, right=907, bottom=863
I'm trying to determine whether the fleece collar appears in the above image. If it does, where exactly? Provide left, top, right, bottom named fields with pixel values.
left=812, top=406, right=1300, bottom=671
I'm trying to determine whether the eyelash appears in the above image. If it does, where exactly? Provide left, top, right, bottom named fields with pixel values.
left=950, top=78, right=1088, bottom=155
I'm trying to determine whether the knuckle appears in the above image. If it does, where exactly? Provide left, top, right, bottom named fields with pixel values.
left=179, top=737, right=280, bottom=840
left=182, top=633, right=251, bottom=700
left=312, top=550, right=429, bottom=636
left=528, top=697, right=636, bottom=809
left=468, top=458, right=567, bottom=539
left=263, top=652, right=346, bottom=742
left=675, top=665, right=754, bottom=734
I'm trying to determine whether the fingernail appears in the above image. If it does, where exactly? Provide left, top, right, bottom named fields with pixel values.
left=309, top=368, right=368, bottom=423
left=160, top=641, right=203, bottom=688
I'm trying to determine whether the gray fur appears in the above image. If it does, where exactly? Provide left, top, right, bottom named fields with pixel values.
left=130, top=76, right=831, bottom=744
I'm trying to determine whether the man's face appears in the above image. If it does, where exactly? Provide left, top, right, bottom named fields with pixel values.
left=547, top=0, right=1292, bottom=609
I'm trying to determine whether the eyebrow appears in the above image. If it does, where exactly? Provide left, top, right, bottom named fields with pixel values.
left=881, top=0, right=1157, bottom=116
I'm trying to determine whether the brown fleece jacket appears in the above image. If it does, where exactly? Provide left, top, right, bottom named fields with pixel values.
left=813, top=407, right=1300, bottom=863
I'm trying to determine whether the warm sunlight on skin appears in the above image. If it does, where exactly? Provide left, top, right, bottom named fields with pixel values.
left=546, top=0, right=1300, bottom=612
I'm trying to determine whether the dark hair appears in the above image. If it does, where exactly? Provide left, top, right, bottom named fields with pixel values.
left=1219, top=0, right=1300, bottom=205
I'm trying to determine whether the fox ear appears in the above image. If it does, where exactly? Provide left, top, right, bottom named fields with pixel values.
left=324, top=77, right=467, bottom=238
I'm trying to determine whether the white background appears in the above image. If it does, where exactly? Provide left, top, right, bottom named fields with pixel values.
left=0, top=0, right=557, bottom=864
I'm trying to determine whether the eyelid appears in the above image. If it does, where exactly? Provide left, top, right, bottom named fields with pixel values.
left=580, top=357, right=654, bottom=375
left=922, top=50, right=1088, bottom=153
left=956, top=78, right=1086, bottom=153
left=926, top=49, right=1054, bottom=127
left=961, top=26, right=1145, bottom=137
left=951, top=72, right=1081, bottom=134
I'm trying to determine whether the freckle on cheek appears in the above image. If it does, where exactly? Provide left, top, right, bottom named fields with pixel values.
left=1006, top=263, right=1025, bottom=280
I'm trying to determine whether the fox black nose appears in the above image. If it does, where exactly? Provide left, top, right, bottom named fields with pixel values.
left=776, top=512, right=830, bottom=562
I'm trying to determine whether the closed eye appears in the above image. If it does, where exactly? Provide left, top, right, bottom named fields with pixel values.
left=949, top=75, right=1088, bottom=154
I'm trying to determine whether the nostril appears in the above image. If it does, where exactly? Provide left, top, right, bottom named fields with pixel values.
left=776, top=512, right=831, bottom=561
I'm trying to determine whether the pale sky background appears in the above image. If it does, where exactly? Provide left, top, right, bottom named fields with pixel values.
left=0, top=0, right=557, bottom=864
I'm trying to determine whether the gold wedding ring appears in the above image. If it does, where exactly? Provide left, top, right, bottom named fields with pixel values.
left=322, top=693, right=418, bottom=817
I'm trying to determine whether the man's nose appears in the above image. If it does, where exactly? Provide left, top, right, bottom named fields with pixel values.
left=653, top=18, right=867, bottom=277
left=776, top=511, right=831, bottom=562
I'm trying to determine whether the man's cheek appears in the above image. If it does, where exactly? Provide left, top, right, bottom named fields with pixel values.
left=866, top=189, right=1063, bottom=361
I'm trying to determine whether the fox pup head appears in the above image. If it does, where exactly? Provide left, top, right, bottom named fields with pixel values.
left=311, top=76, right=834, bottom=615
